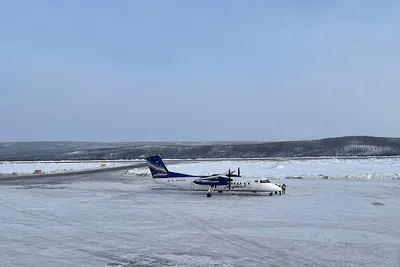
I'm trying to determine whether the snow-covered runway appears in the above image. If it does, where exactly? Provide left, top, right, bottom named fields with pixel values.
left=0, top=169, right=399, bottom=267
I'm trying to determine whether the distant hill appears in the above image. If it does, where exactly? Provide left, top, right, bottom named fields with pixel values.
left=1, top=136, right=400, bottom=161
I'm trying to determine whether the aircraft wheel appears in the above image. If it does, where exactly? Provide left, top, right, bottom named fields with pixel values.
left=218, top=191, right=222, bottom=193
left=207, top=193, right=212, bottom=197
left=269, top=192, right=273, bottom=196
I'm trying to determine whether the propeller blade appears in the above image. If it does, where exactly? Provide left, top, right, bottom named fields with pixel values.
left=228, top=168, right=231, bottom=190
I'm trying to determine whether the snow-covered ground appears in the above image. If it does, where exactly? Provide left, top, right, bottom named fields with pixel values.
left=126, top=157, right=400, bottom=180
left=0, top=172, right=399, bottom=267
left=0, top=161, right=132, bottom=175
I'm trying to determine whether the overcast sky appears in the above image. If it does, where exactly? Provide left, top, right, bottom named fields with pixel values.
left=1, top=1, right=399, bottom=142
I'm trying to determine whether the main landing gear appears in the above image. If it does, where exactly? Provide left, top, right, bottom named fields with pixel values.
left=207, top=186, right=215, bottom=197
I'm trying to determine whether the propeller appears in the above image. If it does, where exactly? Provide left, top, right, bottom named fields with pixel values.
left=227, top=168, right=233, bottom=190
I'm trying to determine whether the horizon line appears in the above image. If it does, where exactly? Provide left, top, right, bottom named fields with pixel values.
left=1, top=135, right=399, bottom=144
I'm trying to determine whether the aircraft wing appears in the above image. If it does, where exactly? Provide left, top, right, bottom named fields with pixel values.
left=197, top=175, right=224, bottom=181
left=198, top=170, right=236, bottom=179
left=196, top=168, right=240, bottom=181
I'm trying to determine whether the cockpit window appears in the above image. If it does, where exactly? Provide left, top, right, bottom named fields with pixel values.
left=260, top=180, right=271, bottom=183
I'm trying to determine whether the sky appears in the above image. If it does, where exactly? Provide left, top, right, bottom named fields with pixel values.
left=1, top=0, right=399, bottom=142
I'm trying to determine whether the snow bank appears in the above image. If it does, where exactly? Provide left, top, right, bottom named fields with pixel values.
left=0, top=161, right=130, bottom=175
left=124, top=158, right=400, bottom=180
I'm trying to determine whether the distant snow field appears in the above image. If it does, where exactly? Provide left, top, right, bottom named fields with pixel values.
left=0, top=161, right=131, bottom=175
left=126, top=157, right=400, bottom=180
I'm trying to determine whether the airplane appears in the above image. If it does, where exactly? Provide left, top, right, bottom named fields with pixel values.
left=145, top=155, right=282, bottom=197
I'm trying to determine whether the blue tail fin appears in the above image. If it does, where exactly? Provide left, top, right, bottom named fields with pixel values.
left=145, top=155, right=197, bottom=178
left=145, top=155, right=169, bottom=178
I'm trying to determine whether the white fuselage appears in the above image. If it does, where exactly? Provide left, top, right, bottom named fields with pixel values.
left=153, top=176, right=282, bottom=193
